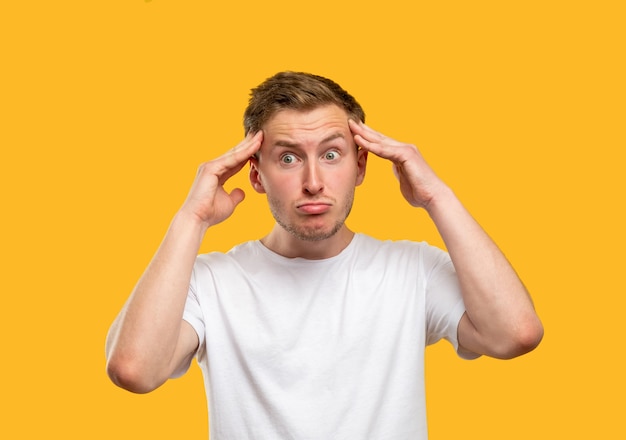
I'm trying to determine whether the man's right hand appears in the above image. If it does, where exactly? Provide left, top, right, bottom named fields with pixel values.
left=105, top=131, right=264, bottom=394
left=179, top=131, right=264, bottom=228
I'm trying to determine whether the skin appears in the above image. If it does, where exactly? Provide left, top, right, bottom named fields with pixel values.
left=105, top=103, right=543, bottom=394
left=105, top=130, right=264, bottom=393
left=249, top=105, right=367, bottom=259
left=349, top=119, right=543, bottom=359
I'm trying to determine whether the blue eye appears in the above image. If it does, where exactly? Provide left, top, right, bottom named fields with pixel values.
left=324, top=150, right=339, bottom=161
left=280, top=153, right=297, bottom=165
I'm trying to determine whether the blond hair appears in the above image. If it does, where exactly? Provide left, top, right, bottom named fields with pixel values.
left=243, top=71, right=365, bottom=134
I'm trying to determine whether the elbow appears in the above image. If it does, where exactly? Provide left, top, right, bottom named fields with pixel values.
left=497, top=316, right=544, bottom=359
left=106, top=355, right=165, bottom=394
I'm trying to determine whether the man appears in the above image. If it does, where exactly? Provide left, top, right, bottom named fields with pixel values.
left=106, top=71, right=543, bottom=439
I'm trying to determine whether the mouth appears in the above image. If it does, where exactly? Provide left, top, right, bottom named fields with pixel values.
left=296, top=202, right=332, bottom=215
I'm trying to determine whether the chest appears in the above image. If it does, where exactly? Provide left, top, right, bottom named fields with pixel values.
left=204, top=263, right=425, bottom=368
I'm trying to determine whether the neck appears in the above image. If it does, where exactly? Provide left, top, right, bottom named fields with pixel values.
left=261, top=224, right=355, bottom=260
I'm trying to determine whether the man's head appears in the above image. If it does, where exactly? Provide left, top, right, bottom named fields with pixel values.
left=243, top=71, right=365, bottom=136
left=246, top=72, right=368, bottom=252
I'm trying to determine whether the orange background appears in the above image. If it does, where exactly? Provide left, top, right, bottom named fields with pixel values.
left=1, top=1, right=624, bottom=438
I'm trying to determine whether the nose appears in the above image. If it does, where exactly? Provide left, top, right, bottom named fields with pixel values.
left=302, top=161, right=324, bottom=195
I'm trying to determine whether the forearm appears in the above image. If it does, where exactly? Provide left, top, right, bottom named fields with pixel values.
left=106, top=211, right=206, bottom=389
left=349, top=120, right=542, bottom=357
left=426, top=186, right=543, bottom=358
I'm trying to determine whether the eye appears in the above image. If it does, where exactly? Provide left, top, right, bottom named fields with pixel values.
left=323, top=150, right=340, bottom=161
left=280, top=153, right=298, bottom=165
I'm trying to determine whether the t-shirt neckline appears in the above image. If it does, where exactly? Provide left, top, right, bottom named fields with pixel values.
left=253, top=233, right=362, bottom=265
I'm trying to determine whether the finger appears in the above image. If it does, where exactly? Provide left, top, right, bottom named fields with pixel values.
left=352, top=131, right=401, bottom=161
left=349, top=119, right=385, bottom=143
left=224, top=131, right=264, bottom=166
left=349, top=120, right=412, bottom=162
left=216, top=131, right=264, bottom=182
left=216, top=157, right=250, bottom=186
left=229, top=187, right=246, bottom=207
left=349, top=120, right=382, bottom=153
left=349, top=120, right=390, bottom=156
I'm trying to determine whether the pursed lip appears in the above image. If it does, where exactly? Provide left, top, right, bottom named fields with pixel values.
left=296, top=201, right=332, bottom=214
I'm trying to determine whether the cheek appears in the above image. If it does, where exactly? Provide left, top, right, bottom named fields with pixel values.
left=333, top=165, right=360, bottom=187
left=258, top=170, right=293, bottom=195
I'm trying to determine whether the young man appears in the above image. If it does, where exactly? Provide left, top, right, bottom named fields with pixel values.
left=106, top=71, right=543, bottom=439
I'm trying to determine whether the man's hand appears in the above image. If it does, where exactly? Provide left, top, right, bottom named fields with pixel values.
left=350, top=120, right=543, bottom=359
left=180, top=130, right=263, bottom=227
left=106, top=130, right=264, bottom=393
left=349, top=120, right=445, bottom=210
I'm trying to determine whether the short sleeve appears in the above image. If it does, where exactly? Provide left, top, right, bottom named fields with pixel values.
left=423, top=244, right=480, bottom=360
left=168, top=269, right=206, bottom=378
left=182, top=266, right=206, bottom=357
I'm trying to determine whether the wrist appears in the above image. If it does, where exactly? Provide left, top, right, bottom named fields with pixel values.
left=171, top=209, right=211, bottom=236
left=423, top=184, right=457, bottom=217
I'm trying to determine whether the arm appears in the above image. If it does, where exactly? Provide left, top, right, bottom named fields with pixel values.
left=105, top=131, right=264, bottom=393
left=350, top=120, right=543, bottom=359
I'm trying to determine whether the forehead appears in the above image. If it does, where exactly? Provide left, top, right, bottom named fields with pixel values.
left=262, top=105, right=351, bottom=143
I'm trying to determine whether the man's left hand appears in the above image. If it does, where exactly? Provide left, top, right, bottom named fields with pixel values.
left=349, top=120, right=446, bottom=210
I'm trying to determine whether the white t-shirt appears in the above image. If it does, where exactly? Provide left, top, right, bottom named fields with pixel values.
left=183, top=233, right=475, bottom=440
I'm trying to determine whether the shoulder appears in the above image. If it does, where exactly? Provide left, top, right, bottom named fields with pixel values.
left=194, top=241, right=261, bottom=272
left=353, top=234, right=451, bottom=271
left=353, top=233, right=437, bottom=256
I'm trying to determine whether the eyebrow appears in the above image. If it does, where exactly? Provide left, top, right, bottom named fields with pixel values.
left=272, top=132, right=346, bottom=148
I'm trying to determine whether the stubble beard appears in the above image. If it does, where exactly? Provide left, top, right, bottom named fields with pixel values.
left=267, top=191, right=355, bottom=242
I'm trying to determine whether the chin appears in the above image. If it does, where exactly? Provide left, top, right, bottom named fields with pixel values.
left=283, top=221, right=344, bottom=242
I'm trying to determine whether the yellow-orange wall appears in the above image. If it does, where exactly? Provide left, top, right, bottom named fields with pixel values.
left=2, top=1, right=624, bottom=438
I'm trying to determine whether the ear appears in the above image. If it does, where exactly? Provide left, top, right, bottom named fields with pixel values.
left=355, top=149, right=368, bottom=187
left=249, top=157, right=266, bottom=194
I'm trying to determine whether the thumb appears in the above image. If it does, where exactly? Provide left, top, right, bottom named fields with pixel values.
left=229, top=187, right=246, bottom=207
left=392, top=163, right=400, bottom=181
